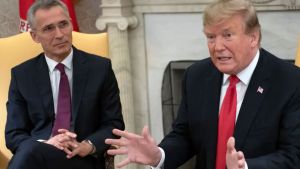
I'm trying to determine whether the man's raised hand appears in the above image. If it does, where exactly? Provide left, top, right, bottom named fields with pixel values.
left=105, top=126, right=161, bottom=168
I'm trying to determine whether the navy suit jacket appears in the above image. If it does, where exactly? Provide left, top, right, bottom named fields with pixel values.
left=5, top=47, right=124, bottom=168
left=159, top=49, right=300, bottom=169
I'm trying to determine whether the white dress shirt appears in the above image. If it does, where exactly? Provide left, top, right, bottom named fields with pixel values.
left=44, top=49, right=73, bottom=115
left=153, top=50, right=260, bottom=169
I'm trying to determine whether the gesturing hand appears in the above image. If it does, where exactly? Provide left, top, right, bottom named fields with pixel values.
left=226, top=137, right=245, bottom=169
left=105, top=126, right=162, bottom=168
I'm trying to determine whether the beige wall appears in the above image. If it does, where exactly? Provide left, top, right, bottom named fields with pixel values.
left=0, top=0, right=102, bottom=38
left=75, top=0, right=102, bottom=33
left=0, top=0, right=19, bottom=38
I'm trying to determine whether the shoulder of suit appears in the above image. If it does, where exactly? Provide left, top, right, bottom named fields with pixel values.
left=12, top=53, right=44, bottom=72
left=187, top=57, right=217, bottom=74
left=260, top=48, right=300, bottom=81
left=74, top=48, right=110, bottom=63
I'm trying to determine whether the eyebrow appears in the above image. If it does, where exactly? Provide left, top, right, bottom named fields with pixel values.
left=41, top=19, right=69, bottom=28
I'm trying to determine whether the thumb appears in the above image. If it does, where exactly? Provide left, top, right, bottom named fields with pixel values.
left=227, top=137, right=236, bottom=154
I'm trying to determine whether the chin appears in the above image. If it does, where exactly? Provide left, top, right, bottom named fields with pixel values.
left=216, top=67, right=236, bottom=75
left=58, top=46, right=71, bottom=53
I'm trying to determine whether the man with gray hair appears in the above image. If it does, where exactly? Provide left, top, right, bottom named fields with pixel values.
left=5, top=0, right=124, bottom=169
left=105, top=0, right=300, bottom=169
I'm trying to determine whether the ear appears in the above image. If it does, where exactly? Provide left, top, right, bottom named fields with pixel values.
left=30, top=31, right=40, bottom=43
left=250, top=30, right=260, bottom=48
left=69, top=18, right=74, bottom=31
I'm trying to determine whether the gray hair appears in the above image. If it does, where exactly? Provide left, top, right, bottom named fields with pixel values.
left=27, top=0, right=70, bottom=29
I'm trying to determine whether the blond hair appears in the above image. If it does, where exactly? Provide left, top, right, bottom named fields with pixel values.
left=203, top=0, right=261, bottom=43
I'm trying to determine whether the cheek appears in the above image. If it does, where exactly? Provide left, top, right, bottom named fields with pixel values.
left=207, top=44, right=215, bottom=53
left=64, top=29, right=73, bottom=37
left=44, top=39, right=52, bottom=45
left=42, top=39, right=54, bottom=48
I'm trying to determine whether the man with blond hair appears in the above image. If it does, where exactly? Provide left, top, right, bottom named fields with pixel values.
left=105, top=0, right=300, bottom=169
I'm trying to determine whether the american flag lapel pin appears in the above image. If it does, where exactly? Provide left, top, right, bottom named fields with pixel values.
left=257, top=86, right=264, bottom=94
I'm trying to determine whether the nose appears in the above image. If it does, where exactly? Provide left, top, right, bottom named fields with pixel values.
left=214, top=37, right=225, bottom=51
left=54, top=26, right=64, bottom=38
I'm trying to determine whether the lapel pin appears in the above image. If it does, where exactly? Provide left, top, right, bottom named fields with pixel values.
left=257, top=86, right=264, bottom=94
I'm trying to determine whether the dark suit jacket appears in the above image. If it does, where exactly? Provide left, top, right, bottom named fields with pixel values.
left=159, top=49, right=300, bottom=169
left=5, top=47, right=124, bottom=168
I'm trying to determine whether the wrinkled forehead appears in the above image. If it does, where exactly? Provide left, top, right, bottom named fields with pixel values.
left=203, top=14, right=246, bottom=34
left=34, top=6, right=70, bottom=27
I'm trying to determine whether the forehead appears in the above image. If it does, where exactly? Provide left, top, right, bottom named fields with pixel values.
left=34, top=6, right=69, bottom=27
left=204, top=14, right=245, bottom=34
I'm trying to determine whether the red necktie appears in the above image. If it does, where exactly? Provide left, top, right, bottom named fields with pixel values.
left=52, top=63, right=71, bottom=136
left=215, top=75, right=239, bottom=169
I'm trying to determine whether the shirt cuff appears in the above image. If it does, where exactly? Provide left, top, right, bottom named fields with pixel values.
left=150, top=147, right=165, bottom=169
left=37, top=139, right=46, bottom=142
left=245, top=160, right=248, bottom=169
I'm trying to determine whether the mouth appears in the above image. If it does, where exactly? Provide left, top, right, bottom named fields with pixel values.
left=217, top=56, right=232, bottom=62
left=54, top=41, right=68, bottom=47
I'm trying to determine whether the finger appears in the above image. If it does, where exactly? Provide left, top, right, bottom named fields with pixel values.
left=54, top=142, right=65, bottom=150
left=141, top=126, right=151, bottom=140
left=59, top=134, right=78, bottom=143
left=105, top=138, right=127, bottom=147
left=65, top=131, right=77, bottom=138
left=238, top=161, right=245, bottom=168
left=238, top=160, right=245, bottom=168
left=58, top=135, right=72, bottom=142
left=57, top=129, right=70, bottom=134
left=141, top=126, right=149, bottom=136
left=63, top=147, right=73, bottom=155
left=61, top=140, right=78, bottom=151
left=107, top=147, right=128, bottom=155
left=67, top=147, right=80, bottom=159
left=58, top=129, right=77, bottom=138
left=116, top=158, right=131, bottom=168
left=112, top=129, right=142, bottom=140
left=142, top=126, right=157, bottom=145
left=237, top=151, right=245, bottom=168
left=67, top=141, right=79, bottom=149
left=57, top=129, right=77, bottom=138
left=227, top=137, right=235, bottom=153
left=237, top=151, right=244, bottom=160
left=56, top=128, right=72, bottom=135
left=50, top=138, right=64, bottom=149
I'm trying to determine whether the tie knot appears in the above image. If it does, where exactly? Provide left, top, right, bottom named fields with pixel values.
left=56, top=63, right=65, bottom=74
left=229, top=75, right=239, bottom=86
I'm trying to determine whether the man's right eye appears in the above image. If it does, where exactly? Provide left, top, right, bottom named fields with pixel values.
left=42, top=25, right=55, bottom=33
left=206, top=35, right=215, bottom=43
left=207, top=36, right=214, bottom=39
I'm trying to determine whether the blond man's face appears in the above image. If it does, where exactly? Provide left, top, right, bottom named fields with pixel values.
left=204, top=14, right=260, bottom=75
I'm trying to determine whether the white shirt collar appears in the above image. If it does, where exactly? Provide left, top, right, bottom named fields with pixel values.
left=223, top=50, right=260, bottom=85
left=45, top=48, right=73, bottom=72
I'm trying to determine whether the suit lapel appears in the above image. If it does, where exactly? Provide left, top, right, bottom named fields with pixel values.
left=34, top=55, right=55, bottom=122
left=72, top=48, right=88, bottom=125
left=202, top=65, right=223, bottom=167
left=205, top=69, right=222, bottom=136
left=234, top=49, right=271, bottom=149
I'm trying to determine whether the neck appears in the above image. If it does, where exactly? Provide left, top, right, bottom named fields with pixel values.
left=45, top=50, right=71, bottom=63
